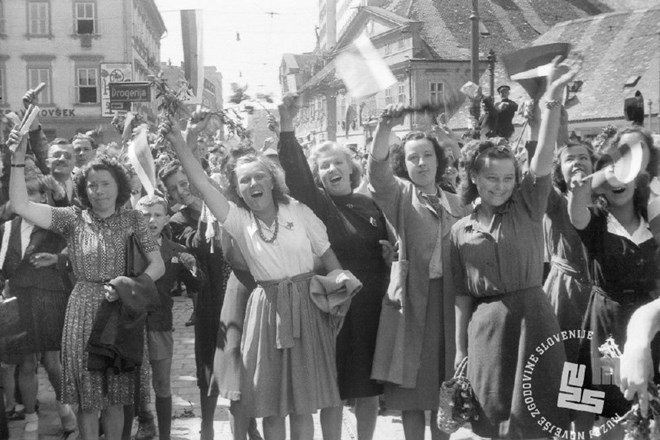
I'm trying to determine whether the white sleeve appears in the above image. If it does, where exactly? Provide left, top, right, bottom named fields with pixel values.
left=221, top=202, right=249, bottom=240
left=296, top=202, right=331, bottom=257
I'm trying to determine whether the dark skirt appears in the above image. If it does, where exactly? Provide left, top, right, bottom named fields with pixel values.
left=383, top=278, right=443, bottom=410
left=543, top=257, right=591, bottom=363
left=6, top=285, right=69, bottom=354
left=335, top=275, right=384, bottom=399
left=468, top=287, right=570, bottom=439
left=579, top=286, right=660, bottom=419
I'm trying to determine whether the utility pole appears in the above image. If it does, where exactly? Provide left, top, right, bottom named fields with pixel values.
left=469, top=0, right=481, bottom=138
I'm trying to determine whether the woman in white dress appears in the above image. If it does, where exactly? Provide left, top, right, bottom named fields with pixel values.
left=161, top=118, right=346, bottom=440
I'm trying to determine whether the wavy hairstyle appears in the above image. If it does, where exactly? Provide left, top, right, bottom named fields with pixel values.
left=389, top=131, right=448, bottom=184
left=552, top=141, right=596, bottom=194
left=594, top=126, right=658, bottom=220
left=458, top=139, right=520, bottom=205
left=308, top=141, right=362, bottom=190
left=74, top=154, right=131, bottom=209
left=227, top=153, right=290, bottom=210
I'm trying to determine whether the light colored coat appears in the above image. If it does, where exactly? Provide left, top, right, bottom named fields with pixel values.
left=368, top=157, right=470, bottom=387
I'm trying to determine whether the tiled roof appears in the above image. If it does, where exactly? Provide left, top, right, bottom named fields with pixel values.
left=407, top=0, right=606, bottom=61
left=448, top=7, right=660, bottom=129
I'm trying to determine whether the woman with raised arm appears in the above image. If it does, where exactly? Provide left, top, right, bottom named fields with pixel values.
left=568, top=126, right=659, bottom=434
left=276, top=97, right=390, bottom=440
left=451, top=56, right=579, bottom=439
left=7, top=131, right=165, bottom=440
left=368, top=108, right=470, bottom=439
left=161, top=117, right=351, bottom=440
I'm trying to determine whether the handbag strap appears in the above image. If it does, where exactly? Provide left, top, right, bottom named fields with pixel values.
left=394, top=191, right=407, bottom=261
left=454, top=357, right=468, bottom=378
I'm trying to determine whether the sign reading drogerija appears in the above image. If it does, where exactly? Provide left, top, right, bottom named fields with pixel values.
left=100, top=63, right=132, bottom=117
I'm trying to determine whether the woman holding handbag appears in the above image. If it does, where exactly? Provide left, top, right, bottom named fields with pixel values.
left=7, top=131, right=165, bottom=440
left=368, top=110, right=470, bottom=440
left=451, top=56, right=579, bottom=439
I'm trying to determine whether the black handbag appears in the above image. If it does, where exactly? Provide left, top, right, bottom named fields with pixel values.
left=0, top=297, right=23, bottom=338
left=436, top=357, right=480, bottom=434
left=125, top=233, right=148, bottom=277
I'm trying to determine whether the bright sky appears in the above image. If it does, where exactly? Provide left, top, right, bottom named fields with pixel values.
left=154, top=0, right=319, bottom=105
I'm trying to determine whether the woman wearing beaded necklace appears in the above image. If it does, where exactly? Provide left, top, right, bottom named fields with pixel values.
left=161, top=118, right=347, bottom=440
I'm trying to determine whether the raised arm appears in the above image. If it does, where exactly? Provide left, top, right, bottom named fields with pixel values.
left=529, top=56, right=581, bottom=177
left=370, top=104, right=404, bottom=162
left=160, top=117, right=230, bottom=223
left=277, top=97, right=329, bottom=218
left=8, top=129, right=53, bottom=229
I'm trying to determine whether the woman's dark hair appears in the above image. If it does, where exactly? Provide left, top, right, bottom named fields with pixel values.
left=227, top=153, right=290, bottom=210
left=74, top=154, right=131, bottom=209
left=458, top=139, right=519, bottom=205
left=594, top=127, right=658, bottom=220
left=552, top=141, right=596, bottom=193
left=389, top=131, right=448, bottom=184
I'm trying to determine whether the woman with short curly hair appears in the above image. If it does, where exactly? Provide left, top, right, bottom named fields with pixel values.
left=162, top=115, right=352, bottom=440
left=8, top=136, right=165, bottom=440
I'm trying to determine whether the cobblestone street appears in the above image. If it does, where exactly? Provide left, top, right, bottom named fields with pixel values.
left=7, top=295, right=476, bottom=439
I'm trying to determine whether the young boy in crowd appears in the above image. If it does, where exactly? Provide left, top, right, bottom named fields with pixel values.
left=131, top=194, right=205, bottom=440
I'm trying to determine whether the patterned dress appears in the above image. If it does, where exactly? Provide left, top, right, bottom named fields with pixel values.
left=50, top=206, right=157, bottom=412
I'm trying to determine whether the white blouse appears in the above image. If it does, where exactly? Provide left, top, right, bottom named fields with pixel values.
left=222, top=199, right=331, bottom=281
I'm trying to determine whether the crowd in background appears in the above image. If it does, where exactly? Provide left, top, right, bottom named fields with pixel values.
left=0, top=55, right=659, bottom=440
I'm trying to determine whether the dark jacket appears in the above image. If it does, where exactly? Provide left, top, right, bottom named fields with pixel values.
left=149, top=236, right=205, bottom=331
left=87, top=273, right=159, bottom=373
left=0, top=218, right=71, bottom=293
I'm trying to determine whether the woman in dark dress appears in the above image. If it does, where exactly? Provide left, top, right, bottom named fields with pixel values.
left=276, top=98, right=390, bottom=440
left=452, top=57, right=578, bottom=439
left=569, top=127, right=659, bottom=437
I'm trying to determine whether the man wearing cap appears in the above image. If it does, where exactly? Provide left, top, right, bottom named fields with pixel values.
left=495, top=84, right=518, bottom=139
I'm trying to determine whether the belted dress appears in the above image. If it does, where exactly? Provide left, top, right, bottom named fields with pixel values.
left=543, top=187, right=592, bottom=363
left=576, top=206, right=660, bottom=418
left=221, top=199, right=341, bottom=418
left=450, top=173, right=570, bottom=438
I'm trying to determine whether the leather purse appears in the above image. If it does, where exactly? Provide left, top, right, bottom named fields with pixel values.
left=0, top=297, right=23, bottom=338
left=125, top=233, right=148, bottom=277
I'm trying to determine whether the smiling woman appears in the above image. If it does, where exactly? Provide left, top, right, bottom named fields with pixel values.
left=162, top=114, right=354, bottom=440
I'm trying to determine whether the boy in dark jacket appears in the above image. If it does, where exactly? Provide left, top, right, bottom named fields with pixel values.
left=132, top=195, right=205, bottom=440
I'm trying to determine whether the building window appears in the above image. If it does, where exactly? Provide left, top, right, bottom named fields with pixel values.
left=385, top=87, right=393, bottom=105
left=430, top=82, right=445, bottom=106
left=398, top=81, right=406, bottom=103
left=28, top=2, right=49, bottom=36
left=27, top=68, right=50, bottom=103
left=75, top=2, right=95, bottom=34
left=76, top=68, right=97, bottom=103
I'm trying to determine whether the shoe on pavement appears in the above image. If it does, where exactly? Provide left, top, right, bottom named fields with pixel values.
left=23, top=413, right=38, bottom=440
left=135, top=417, right=157, bottom=440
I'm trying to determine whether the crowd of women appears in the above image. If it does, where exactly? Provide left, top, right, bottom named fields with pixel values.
left=0, top=54, right=659, bottom=440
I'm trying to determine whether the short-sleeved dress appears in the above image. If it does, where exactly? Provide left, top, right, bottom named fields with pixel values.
left=451, top=173, right=570, bottom=438
left=576, top=207, right=660, bottom=418
left=543, top=188, right=591, bottom=362
left=221, top=199, right=341, bottom=418
left=50, top=206, right=158, bottom=412
left=279, top=132, right=389, bottom=399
